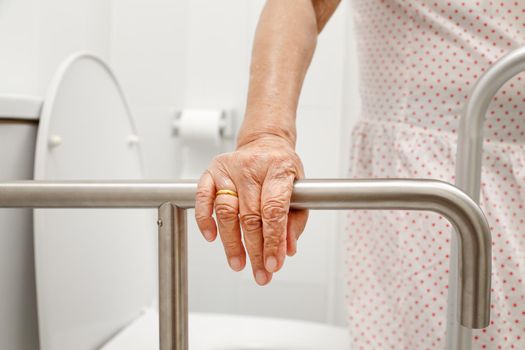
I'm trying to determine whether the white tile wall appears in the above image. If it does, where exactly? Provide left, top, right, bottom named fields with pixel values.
left=110, top=0, right=188, bottom=179
left=0, top=0, right=361, bottom=330
left=0, top=0, right=40, bottom=95
left=184, top=0, right=252, bottom=109
left=0, top=3, right=363, bottom=349
left=0, top=0, right=111, bottom=96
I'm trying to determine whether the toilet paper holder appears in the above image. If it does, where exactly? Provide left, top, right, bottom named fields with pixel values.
left=172, top=109, right=234, bottom=140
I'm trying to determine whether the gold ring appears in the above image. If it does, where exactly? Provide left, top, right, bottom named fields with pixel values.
left=216, top=189, right=238, bottom=198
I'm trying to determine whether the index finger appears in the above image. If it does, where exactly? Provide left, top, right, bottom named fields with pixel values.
left=195, top=171, right=218, bottom=242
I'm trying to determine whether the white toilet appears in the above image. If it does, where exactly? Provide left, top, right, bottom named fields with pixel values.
left=0, top=52, right=349, bottom=350
left=32, top=52, right=157, bottom=350
left=0, top=53, right=157, bottom=350
left=0, top=95, right=42, bottom=350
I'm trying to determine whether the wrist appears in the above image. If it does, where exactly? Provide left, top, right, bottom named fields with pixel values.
left=237, top=108, right=297, bottom=148
left=237, top=126, right=296, bottom=149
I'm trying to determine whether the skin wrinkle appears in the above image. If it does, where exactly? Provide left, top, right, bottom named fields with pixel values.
left=312, top=0, right=340, bottom=32
left=221, top=239, right=242, bottom=251
left=269, top=160, right=299, bottom=179
left=195, top=191, right=209, bottom=210
left=240, top=213, right=263, bottom=233
left=195, top=0, right=340, bottom=284
left=214, top=203, right=238, bottom=222
left=238, top=130, right=297, bottom=149
left=264, top=234, right=286, bottom=251
left=261, top=201, right=289, bottom=223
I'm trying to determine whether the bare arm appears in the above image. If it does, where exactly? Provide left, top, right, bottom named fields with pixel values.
left=196, top=0, right=341, bottom=286
left=238, top=0, right=341, bottom=147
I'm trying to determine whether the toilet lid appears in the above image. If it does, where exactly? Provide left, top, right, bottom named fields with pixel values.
left=33, top=52, right=157, bottom=350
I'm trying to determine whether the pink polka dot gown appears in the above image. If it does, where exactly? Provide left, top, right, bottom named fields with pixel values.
left=345, top=1, right=525, bottom=349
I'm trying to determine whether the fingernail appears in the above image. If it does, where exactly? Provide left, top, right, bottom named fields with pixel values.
left=265, top=256, right=278, bottom=272
left=255, top=270, right=268, bottom=285
left=229, top=256, right=243, bottom=271
left=289, top=240, right=297, bottom=256
left=203, top=230, right=214, bottom=242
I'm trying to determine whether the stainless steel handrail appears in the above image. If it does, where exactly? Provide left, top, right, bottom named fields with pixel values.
left=0, top=179, right=491, bottom=349
left=446, top=46, right=525, bottom=350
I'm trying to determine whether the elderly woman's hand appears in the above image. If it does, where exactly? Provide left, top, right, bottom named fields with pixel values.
left=194, top=0, right=339, bottom=286
left=195, top=135, right=308, bottom=286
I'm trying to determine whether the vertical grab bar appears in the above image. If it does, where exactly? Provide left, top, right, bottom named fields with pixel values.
left=158, top=204, right=188, bottom=350
left=0, top=179, right=492, bottom=349
left=446, top=46, right=525, bottom=350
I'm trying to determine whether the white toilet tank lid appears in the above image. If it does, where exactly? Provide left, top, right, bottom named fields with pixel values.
left=0, top=94, right=42, bottom=120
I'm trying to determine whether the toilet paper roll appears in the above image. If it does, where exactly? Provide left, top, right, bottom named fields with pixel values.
left=176, top=109, right=224, bottom=178
left=177, top=109, right=223, bottom=146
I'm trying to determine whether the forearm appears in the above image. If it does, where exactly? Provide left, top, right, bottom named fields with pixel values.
left=237, top=0, right=340, bottom=148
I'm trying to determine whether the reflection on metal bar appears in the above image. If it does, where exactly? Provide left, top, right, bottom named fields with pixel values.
left=158, top=203, right=188, bottom=350
left=0, top=179, right=492, bottom=349
left=456, top=46, right=525, bottom=200
left=446, top=46, right=525, bottom=350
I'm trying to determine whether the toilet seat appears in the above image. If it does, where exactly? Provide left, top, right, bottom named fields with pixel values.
left=33, top=53, right=157, bottom=350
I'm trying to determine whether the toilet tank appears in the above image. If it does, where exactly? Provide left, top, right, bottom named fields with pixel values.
left=0, top=95, right=42, bottom=350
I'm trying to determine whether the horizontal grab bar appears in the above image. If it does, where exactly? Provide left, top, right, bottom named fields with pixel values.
left=0, top=177, right=497, bottom=211
left=0, top=179, right=492, bottom=349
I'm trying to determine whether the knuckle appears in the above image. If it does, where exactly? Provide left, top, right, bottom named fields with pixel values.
left=213, top=152, right=230, bottom=164
left=271, top=160, right=298, bottom=179
left=210, top=154, right=233, bottom=174
left=194, top=212, right=209, bottom=223
left=240, top=213, right=262, bottom=233
left=278, top=156, right=296, bottom=168
left=261, top=200, right=288, bottom=222
left=215, top=203, right=238, bottom=221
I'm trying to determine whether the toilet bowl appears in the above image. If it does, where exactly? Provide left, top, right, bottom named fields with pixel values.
left=101, top=309, right=350, bottom=350
left=0, top=95, right=42, bottom=350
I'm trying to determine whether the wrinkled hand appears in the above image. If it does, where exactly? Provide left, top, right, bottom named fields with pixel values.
left=195, top=135, right=308, bottom=286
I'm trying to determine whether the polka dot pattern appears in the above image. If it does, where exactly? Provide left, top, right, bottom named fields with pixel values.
left=345, top=1, right=525, bottom=349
